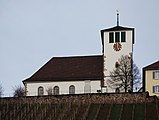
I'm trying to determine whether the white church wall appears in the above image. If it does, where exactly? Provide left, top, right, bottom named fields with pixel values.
left=103, top=30, right=133, bottom=74
left=26, top=80, right=101, bottom=96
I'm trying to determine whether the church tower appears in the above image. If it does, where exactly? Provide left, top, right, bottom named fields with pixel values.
left=101, top=12, right=135, bottom=92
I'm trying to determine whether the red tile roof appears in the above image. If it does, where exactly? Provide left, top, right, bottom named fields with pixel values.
left=23, top=55, right=103, bottom=82
left=143, top=61, right=159, bottom=70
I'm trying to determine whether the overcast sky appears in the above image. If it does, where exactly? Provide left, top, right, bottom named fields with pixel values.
left=0, top=0, right=159, bottom=96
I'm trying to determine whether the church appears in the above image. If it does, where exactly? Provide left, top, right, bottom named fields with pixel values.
left=23, top=13, right=135, bottom=96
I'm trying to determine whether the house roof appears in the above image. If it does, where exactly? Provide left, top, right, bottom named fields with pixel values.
left=143, top=61, right=159, bottom=70
left=142, top=60, right=159, bottom=92
left=23, top=55, right=103, bottom=83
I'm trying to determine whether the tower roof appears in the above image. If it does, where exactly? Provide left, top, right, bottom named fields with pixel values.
left=101, top=25, right=134, bottom=32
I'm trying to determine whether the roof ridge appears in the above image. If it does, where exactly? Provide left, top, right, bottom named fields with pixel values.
left=53, top=55, right=103, bottom=59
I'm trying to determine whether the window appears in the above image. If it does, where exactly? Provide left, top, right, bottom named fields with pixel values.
left=115, top=61, right=120, bottom=68
left=69, top=85, right=75, bottom=94
left=53, top=86, right=59, bottom=95
left=109, top=31, right=126, bottom=43
left=153, top=71, right=159, bottom=79
left=38, top=86, right=44, bottom=96
left=84, top=80, right=91, bottom=93
left=109, top=32, right=114, bottom=43
left=121, top=32, right=126, bottom=42
left=115, top=32, right=120, bottom=42
left=153, top=86, right=159, bottom=93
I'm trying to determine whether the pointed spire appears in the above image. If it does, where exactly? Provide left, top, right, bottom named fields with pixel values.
left=117, top=10, right=119, bottom=26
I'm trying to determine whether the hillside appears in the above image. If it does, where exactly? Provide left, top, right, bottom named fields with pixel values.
left=0, top=92, right=159, bottom=120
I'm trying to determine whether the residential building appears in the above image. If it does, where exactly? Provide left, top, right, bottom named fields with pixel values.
left=143, top=61, right=159, bottom=96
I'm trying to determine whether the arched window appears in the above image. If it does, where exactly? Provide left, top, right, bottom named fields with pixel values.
left=53, top=86, right=59, bottom=95
left=69, top=85, right=75, bottom=94
left=38, top=86, right=44, bottom=96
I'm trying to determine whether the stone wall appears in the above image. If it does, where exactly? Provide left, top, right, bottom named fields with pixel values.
left=0, top=92, right=158, bottom=104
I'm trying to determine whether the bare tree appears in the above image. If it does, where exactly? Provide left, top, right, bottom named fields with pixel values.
left=133, top=63, right=142, bottom=91
left=0, top=83, right=4, bottom=97
left=13, top=85, right=25, bottom=97
left=46, top=87, right=52, bottom=95
left=107, top=55, right=141, bottom=92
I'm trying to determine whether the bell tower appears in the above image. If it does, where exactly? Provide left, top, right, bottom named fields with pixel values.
left=101, top=12, right=135, bottom=92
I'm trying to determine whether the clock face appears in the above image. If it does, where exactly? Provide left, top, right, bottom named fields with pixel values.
left=113, top=42, right=122, bottom=51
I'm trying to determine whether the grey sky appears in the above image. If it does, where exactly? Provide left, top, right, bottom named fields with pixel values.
left=0, top=0, right=159, bottom=96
